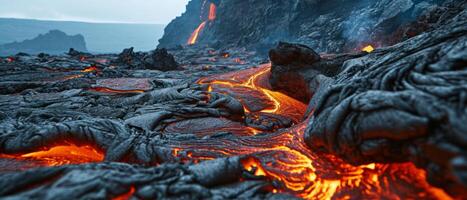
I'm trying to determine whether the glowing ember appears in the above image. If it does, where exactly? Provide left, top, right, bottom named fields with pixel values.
left=362, top=45, right=375, bottom=53
left=208, top=3, right=217, bottom=21
left=0, top=143, right=104, bottom=167
left=112, top=187, right=135, bottom=200
left=62, top=74, right=84, bottom=81
left=81, top=65, right=99, bottom=73
left=187, top=21, right=207, bottom=45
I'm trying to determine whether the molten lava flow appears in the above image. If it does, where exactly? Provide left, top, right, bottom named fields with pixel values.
left=181, top=64, right=454, bottom=199
left=0, top=142, right=104, bottom=167
left=187, top=21, right=207, bottom=45
left=62, top=74, right=84, bottom=81
left=81, top=65, right=99, bottom=73
left=88, top=87, right=145, bottom=94
left=198, top=63, right=306, bottom=122
left=112, top=187, right=136, bottom=200
left=208, top=3, right=216, bottom=21
left=222, top=53, right=230, bottom=58
left=187, top=2, right=217, bottom=45
left=362, top=45, right=375, bottom=53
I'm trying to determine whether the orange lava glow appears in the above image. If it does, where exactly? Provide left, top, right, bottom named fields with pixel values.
left=198, top=63, right=307, bottom=122
left=362, top=45, right=375, bottom=53
left=0, top=142, right=104, bottom=167
left=112, top=187, right=135, bottom=200
left=187, top=21, right=207, bottom=45
left=81, top=65, right=99, bottom=73
left=88, top=87, right=145, bottom=94
left=208, top=3, right=216, bottom=21
left=186, top=64, right=453, bottom=199
left=62, top=74, right=84, bottom=81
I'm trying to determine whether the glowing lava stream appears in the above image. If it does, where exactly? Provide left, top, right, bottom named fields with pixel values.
left=198, top=63, right=307, bottom=121
left=187, top=21, right=207, bottom=45
left=0, top=143, right=104, bottom=167
left=188, top=64, right=452, bottom=199
left=187, top=2, right=216, bottom=45
left=208, top=3, right=217, bottom=21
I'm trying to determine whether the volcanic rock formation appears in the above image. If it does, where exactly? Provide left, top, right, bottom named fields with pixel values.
left=269, top=6, right=467, bottom=197
left=0, top=0, right=465, bottom=199
left=159, top=0, right=461, bottom=54
left=0, top=30, right=87, bottom=56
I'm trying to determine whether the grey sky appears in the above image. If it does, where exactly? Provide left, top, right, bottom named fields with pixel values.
left=0, top=0, right=189, bottom=24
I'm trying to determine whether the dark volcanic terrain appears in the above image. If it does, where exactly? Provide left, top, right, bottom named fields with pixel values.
left=0, top=0, right=466, bottom=199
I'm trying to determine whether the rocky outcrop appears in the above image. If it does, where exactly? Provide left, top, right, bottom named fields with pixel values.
left=144, top=48, right=180, bottom=71
left=0, top=30, right=87, bottom=56
left=159, top=0, right=459, bottom=54
left=113, top=47, right=180, bottom=71
left=270, top=6, right=467, bottom=197
left=158, top=0, right=206, bottom=48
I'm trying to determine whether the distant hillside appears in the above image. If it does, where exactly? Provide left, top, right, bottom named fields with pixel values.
left=0, top=30, right=87, bottom=56
left=0, top=18, right=165, bottom=53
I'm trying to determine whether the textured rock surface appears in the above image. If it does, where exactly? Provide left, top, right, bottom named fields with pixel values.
left=159, top=0, right=458, bottom=54
left=0, top=0, right=466, bottom=199
left=144, top=48, right=180, bottom=71
left=0, top=158, right=290, bottom=199
left=301, top=8, right=467, bottom=196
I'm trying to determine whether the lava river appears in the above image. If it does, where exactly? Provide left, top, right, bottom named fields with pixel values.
left=173, top=63, right=453, bottom=199
left=0, top=63, right=453, bottom=199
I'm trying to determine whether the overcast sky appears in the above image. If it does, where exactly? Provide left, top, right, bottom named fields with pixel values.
left=0, top=0, right=189, bottom=24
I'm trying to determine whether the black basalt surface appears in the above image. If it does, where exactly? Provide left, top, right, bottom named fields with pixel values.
left=159, top=0, right=459, bottom=54
left=267, top=7, right=467, bottom=196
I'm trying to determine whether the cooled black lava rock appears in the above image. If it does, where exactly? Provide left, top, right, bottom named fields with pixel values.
left=269, top=42, right=321, bottom=102
left=269, top=42, right=320, bottom=67
left=144, top=48, right=180, bottom=71
left=159, top=0, right=457, bottom=53
left=117, top=47, right=136, bottom=65
left=0, top=159, right=290, bottom=199
left=302, top=8, right=467, bottom=197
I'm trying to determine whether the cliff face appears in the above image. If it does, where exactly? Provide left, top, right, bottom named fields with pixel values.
left=0, top=30, right=87, bottom=56
left=158, top=0, right=451, bottom=53
left=157, top=0, right=205, bottom=48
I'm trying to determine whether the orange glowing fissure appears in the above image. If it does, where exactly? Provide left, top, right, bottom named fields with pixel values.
left=88, top=87, right=145, bottom=94
left=0, top=142, right=104, bottom=167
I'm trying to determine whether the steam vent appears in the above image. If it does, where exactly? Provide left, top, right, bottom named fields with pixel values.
left=0, top=0, right=466, bottom=199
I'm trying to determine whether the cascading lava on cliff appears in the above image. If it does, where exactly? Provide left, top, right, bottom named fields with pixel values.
left=187, top=1, right=217, bottom=45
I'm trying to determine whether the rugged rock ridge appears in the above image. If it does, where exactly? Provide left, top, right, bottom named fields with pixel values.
left=0, top=30, right=87, bottom=56
left=158, top=0, right=206, bottom=48
left=269, top=4, right=467, bottom=196
left=159, top=0, right=455, bottom=53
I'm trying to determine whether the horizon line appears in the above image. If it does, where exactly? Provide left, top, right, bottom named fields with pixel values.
left=0, top=17, right=167, bottom=25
